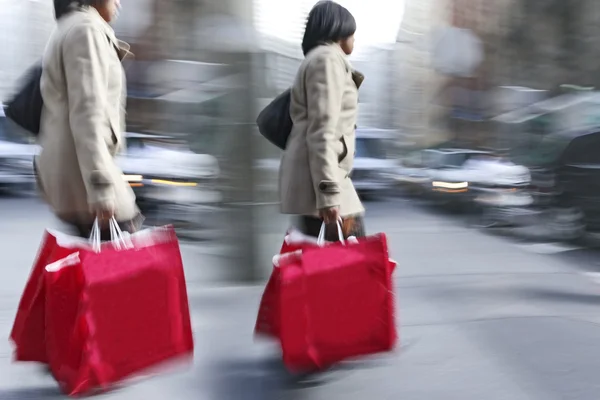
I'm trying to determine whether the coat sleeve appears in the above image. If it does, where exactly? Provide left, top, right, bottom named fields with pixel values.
left=63, top=23, right=117, bottom=210
left=304, top=52, right=347, bottom=210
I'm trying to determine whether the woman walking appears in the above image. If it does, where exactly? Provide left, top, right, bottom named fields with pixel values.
left=36, top=0, right=142, bottom=239
left=279, top=0, right=365, bottom=241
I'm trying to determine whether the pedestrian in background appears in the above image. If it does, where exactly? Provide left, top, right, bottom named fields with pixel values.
left=279, top=0, right=365, bottom=240
left=36, top=0, right=142, bottom=239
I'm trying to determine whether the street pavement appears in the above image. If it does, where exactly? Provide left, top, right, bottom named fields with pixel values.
left=2, top=195, right=600, bottom=399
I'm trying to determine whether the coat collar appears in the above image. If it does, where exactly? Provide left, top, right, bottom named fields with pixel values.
left=78, top=6, right=133, bottom=61
left=352, top=70, right=364, bottom=89
left=320, top=43, right=364, bottom=89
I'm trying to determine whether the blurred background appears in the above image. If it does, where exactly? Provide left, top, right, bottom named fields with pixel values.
left=5, top=0, right=600, bottom=399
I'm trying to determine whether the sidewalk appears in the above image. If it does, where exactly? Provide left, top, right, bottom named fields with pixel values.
left=0, top=286, right=280, bottom=400
left=4, top=197, right=600, bottom=399
left=0, top=198, right=404, bottom=399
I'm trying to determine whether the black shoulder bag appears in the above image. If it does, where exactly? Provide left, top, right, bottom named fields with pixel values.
left=4, top=62, right=44, bottom=136
left=256, top=89, right=293, bottom=150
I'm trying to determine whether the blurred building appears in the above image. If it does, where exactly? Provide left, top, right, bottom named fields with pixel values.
left=449, top=0, right=600, bottom=96
left=495, top=0, right=600, bottom=91
left=393, top=0, right=441, bottom=149
left=401, top=0, right=516, bottom=150
left=442, top=0, right=600, bottom=149
left=0, top=0, right=54, bottom=102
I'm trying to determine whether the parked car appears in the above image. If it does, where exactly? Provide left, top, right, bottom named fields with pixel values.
left=419, top=149, right=483, bottom=206
left=522, top=129, right=600, bottom=239
left=0, top=106, right=38, bottom=193
left=396, top=150, right=430, bottom=196
left=419, top=148, right=532, bottom=216
left=351, top=128, right=398, bottom=198
left=465, top=154, right=534, bottom=227
left=117, top=132, right=222, bottom=235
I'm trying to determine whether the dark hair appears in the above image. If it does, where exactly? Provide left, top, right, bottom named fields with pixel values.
left=301, top=1, right=356, bottom=56
left=54, top=0, right=106, bottom=19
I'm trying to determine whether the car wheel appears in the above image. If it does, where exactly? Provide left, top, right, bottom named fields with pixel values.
left=548, top=206, right=586, bottom=242
left=470, top=207, right=498, bottom=229
left=444, top=201, right=467, bottom=214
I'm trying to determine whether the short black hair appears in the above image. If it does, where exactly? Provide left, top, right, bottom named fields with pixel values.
left=54, top=0, right=72, bottom=19
left=301, top=1, right=356, bottom=56
left=54, top=0, right=106, bottom=19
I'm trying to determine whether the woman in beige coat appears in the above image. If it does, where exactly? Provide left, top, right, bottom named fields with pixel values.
left=279, top=1, right=365, bottom=240
left=36, top=0, right=141, bottom=238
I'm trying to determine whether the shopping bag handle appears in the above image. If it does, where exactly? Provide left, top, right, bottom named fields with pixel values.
left=109, top=218, right=133, bottom=250
left=317, top=220, right=345, bottom=245
left=90, top=219, right=101, bottom=251
left=90, top=217, right=133, bottom=252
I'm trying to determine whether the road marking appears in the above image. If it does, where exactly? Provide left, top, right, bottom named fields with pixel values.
left=516, top=242, right=582, bottom=255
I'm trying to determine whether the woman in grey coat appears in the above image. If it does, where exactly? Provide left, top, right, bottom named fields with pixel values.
left=37, top=0, right=142, bottom=239
left=279, top=1, right=365, bottom=240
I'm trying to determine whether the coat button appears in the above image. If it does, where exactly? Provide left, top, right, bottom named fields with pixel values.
left=318, top=182, right=328, bottom=191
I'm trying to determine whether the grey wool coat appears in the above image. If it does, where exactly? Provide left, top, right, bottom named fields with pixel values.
left=279, top=43, right=364, bottom=217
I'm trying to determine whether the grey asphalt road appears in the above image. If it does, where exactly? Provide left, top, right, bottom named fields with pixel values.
left=2, top=195, right=600, bottom=399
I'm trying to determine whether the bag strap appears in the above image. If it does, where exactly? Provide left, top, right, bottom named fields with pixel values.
left=317, top=221, right=345, bottom=245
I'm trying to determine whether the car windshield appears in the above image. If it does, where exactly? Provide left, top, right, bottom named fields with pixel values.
left=402, top=151, right=424, bottom=168
left=441, top=153, right=469, bottom=167
left=355, top=138, right=387, bottom=159
left=521, top=134, right=572, bottom=166
left=0, top=117, right=31, bottom=144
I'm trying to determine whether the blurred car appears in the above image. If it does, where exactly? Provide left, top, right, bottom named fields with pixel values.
left=420, top=149, right=483, bottom=206
left=396, top=150, right=430, bottom=195
left=351, top=128, right=398, bottom=198
left=0, top=106, right=38, bottom=193
left=117, top=132, right=222, bottom=233
left=521, top=129, right=600, bottom=240
left=421, top=148, right=532, bottom=215
left=466, top=154, right=534, bottom=227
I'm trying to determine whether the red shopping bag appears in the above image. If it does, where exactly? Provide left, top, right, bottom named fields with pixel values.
left=254, top=261, right=283, bottom=339
left=279, top=229, right=320, bottom=254
left=255, top=230, right=321, bottom=338
left=280, top=229, right=397, bottom=272
left=278, top=233, right=397, bottom=372
left=11, top=231, right=90, bottom=363
left=255, top=230, right=397, bottom=340
left=44, top=226, right=194, bottom=396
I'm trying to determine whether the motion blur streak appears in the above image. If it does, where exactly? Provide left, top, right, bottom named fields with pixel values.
left=3, top=0, right=600, bottom=399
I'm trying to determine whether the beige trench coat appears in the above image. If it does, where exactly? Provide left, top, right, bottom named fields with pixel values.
left=279, top=43, right=364, bottom=217
left=36, top=6, right=138, bottom=226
